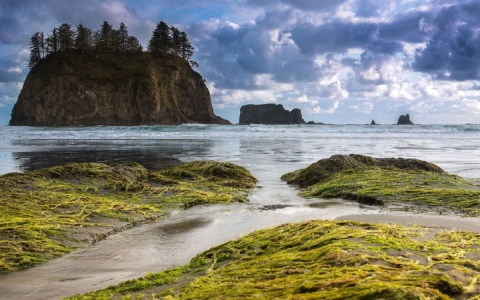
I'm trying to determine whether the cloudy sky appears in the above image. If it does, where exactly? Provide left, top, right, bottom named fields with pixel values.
left=1, top=0, right=480, bottom=124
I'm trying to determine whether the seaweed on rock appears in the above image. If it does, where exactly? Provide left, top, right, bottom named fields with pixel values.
left=66, top=220, right=480, bottom=299
left=281, top=154, right=480, bottom=216
left=0, top=161, right=257, bottom=273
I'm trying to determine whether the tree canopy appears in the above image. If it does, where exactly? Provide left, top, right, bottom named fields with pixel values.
left=28, top=20, right=196, bottom=68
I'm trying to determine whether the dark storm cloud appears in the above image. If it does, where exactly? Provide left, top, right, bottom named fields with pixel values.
left=273, top=58, right=323, bottom=83
left=341, top=57, right=359, bottom=68
left=191, top=9, right=323, bottom=89
left=290, top=21, right=404, bottom=56
left=0, top=0, right=139, bottom=45
left=0, top=0, right=45, bottom=44
left=379, top=11, right=434, bottom=43
left=413, top=1, right=480, bottom=80
left=354, top=0, right=386, bottom=17
left=44, top=0, right=138, bottom=28
left=191, top=3, right=443, bottom=90
left=248, top=0, right=348, bottom=11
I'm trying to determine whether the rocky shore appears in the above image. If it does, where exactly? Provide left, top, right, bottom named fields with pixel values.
left=64, top=154, right=480, bottom=299
left=0, top=161, right=257, bottom=274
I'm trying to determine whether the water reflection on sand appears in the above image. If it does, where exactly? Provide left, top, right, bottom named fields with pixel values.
left=0, top=136, right=479, bottom=299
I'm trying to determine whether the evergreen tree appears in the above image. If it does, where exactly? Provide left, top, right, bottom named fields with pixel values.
left=118, top=22, right=129, bottom=52
left=57, top=23, right=76, bottom=51
left=99, top=21, right=114, bottom=51
left=39, top=32, right=46, bottom=58
left=46, top=27, right=59, bottom=54
left=28, top=32, right=44, bottom=68
left=148, top=21, right=171, bottom=56
left=189, top=60, right=199, bottom=68
left=179, top=31, right=194, bottom=60
left=126, top=36, right=143, bottom=53
left=92, top=30, right=101, bottom=50
left=75, top=24, right=93, bottom=55
left=170, top=26, right=181, bottom=56
left=179, top=32, right=198, bottom=68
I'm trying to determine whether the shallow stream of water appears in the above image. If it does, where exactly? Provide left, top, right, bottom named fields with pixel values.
left=1, top=125, right=480, bottom=299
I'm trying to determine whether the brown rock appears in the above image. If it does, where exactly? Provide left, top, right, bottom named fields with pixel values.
left=9, top=50, right=229, bottom=126
left=397, top=114, right=414, bottom=125
left=239, top=104, right=305, bottom=125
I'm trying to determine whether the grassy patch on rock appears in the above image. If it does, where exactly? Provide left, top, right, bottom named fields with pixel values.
left=281, top=154, right=480, bottom=216
left=0, top=160, right=257, bottom=274
left=66, top=219, right=480, bottom=299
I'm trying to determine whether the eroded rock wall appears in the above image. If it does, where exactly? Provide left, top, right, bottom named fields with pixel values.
left=10, top=51, right=229, bottom=126
left=239, top=104, right=305, bottom=125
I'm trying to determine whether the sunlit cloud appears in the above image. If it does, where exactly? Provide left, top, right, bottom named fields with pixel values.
left=0, top=0, right=479, bottom=124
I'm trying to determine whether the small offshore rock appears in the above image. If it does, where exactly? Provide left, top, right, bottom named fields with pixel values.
left=397, top=114, right=414, bottom=125
left=239, top=104, right=305, bottom=125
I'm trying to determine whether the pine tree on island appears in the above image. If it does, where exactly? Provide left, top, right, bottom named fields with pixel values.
left=27, top=20, right=196, bottom=68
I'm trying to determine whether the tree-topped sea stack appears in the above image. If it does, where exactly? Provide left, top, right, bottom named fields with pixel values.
left=10, top=21, right=229, bottom=126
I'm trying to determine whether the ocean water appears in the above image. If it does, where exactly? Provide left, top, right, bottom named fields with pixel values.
left=1, top=124, right=480, bottom=177
left=1, top=124, right=480, bottom=299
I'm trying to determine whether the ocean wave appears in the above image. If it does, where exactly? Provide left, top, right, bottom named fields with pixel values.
left=1, top=124, right=480, bottom=140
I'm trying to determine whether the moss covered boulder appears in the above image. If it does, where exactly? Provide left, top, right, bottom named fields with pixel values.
left=66, top=219, right=480, bottom=299
left=281, top=154, right=480, bottom=216
left=0, top=161, right=257, bottom=273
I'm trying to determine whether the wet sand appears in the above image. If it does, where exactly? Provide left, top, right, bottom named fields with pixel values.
left=1, top=136, right=479, bottom=299
left=1, top=206, right=479, bottom=300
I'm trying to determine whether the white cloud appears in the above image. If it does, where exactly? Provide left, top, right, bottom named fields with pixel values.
left=0, top=95, right=16, bottom=107
left=462, top=99, right=480, bottom=114
left=308, top=101, right=340, bottom=114
left=211, top=88, right=279, bottom=108
left=1, top=0, right=480, bottom=124
left=294, top=94, right=318, bottom=105
left=7, top=67, right=22, bottom=73
left=0, top=82, right=22, bottom=95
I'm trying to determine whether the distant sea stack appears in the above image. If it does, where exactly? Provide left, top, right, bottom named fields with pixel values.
left=239, top=104, right=305, bottom=125
left=9, top=51, right=229, bottom=126
left=397, top=114, right=414, bottom=125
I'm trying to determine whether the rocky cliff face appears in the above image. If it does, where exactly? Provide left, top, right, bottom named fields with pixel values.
left=239, top=104, right=305, bottom=125
left=10, top=51, right=229, bottom=126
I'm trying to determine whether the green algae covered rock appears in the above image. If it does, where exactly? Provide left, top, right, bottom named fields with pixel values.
left=281, top=154, right=444, bottom=187
left=0, top=161, right=257, bottom=273
left=281, top=154, right=480, bottom=216
left=66, top=219, right=480, bottom=299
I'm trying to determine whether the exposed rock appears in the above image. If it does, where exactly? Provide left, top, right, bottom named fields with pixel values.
left=239, top=104, right=305, bottom=125
left=397, top=114, right=414, bottom=125
left=9, top=50, right=230, bottom=126
left=281, top=154, right=444, bottom=187
left=307, top=121, right=325, bottom=125
left=370, top=120, right=376, bottom=125
left=290, top=108, right=304, bottom=124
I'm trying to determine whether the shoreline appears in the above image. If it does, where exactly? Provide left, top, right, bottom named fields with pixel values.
left=65, top=212, right=480, bottom=299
